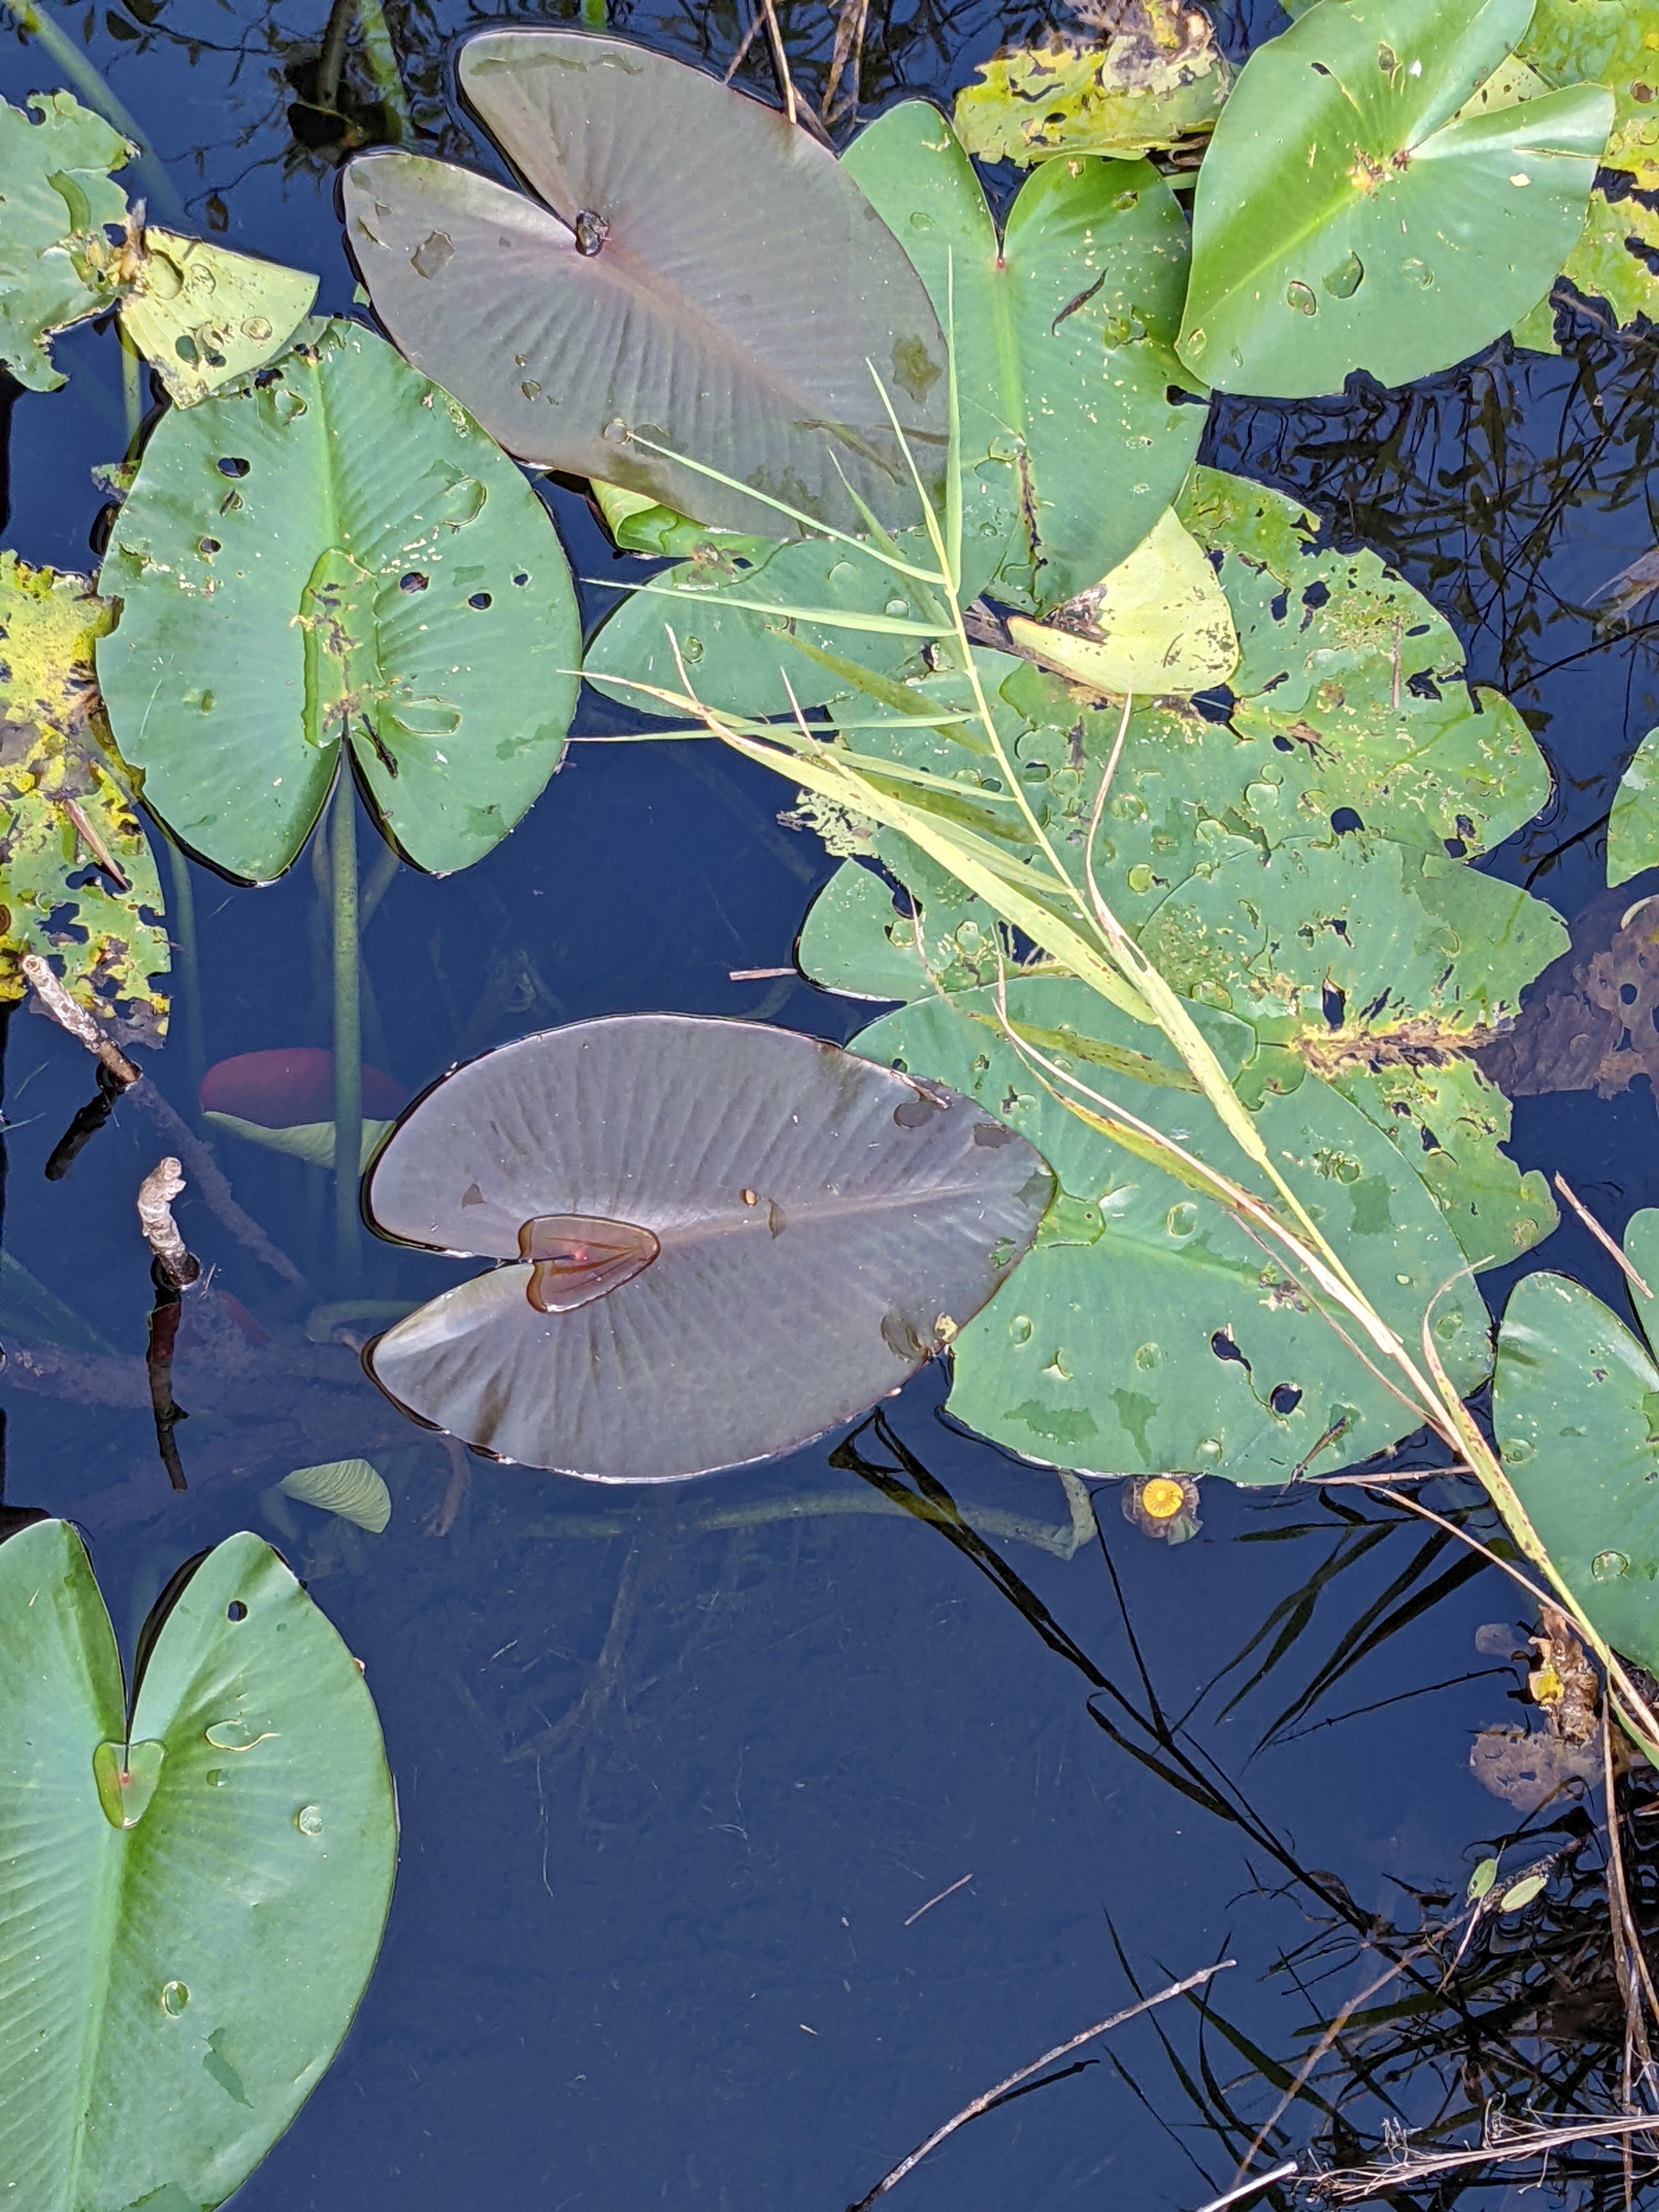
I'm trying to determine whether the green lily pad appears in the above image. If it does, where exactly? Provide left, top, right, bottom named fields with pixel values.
left=1326, top=1056, right=1557, bottom=1271
left=98, top=317, right=579, bottom=883
left=843, top=100, right=1206, bottom=612
left=1137, top=832, right=1568, bottom=1043
left=0, top=1522, right=396, bottom=2210
left=1493, top=1207, right=1659, bottom=1674
left=855, top=978, right=1491, bottom=1481
left=1176, top=0, right=1612, bottom=396
left=952, top=20, right=1231, bottom=166
left=0, top=552, right=169, bottom=1043
left=343, top=31, right=948, bottom=539
left=1607, top=725, right=1659, bottom=888
left=1519, top=0, right=1659, bottom=190
left=363, top=1013, right=1053, bottom=1480
left=795, top=861, right=928, bottom=1001
left=0, top=91, right=132, bottom=392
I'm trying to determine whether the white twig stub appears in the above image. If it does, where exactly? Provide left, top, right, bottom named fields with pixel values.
left=137, top=1157, right=200, bottom=1288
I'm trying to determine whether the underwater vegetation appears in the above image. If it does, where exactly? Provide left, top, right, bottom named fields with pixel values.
left=7, top=0, right=1659, bottom=2198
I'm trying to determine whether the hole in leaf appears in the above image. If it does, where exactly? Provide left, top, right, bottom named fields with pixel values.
left=216, top=457, right=250, bottom=478
left=1270, top=1384, right=1302, bottom=1417
left=198, top=537, right=221, bottom=556
left=1211, top=1329, right=1250, bottom=1373
left=1322, top=980, right=1346, bottom=1028
left=1302, top=579, right=1330, bottom=610
left=400, top=572, right=430, bottom=593
left=468, top=591, right=493, bottom=610
left=1330, top=807, right=1362, bottom=835
left=1443, top=837, right=1467, bottom=858
left=226, top=1600, right=247, bottom=1622
left=513, top=571, right=530, bottom=585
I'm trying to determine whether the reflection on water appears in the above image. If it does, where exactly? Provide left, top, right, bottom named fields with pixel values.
left=4, top=0, right=1659, bottom=2202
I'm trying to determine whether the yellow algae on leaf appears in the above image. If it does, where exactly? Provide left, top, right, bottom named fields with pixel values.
left=0, top=554, right=169, bottom=1042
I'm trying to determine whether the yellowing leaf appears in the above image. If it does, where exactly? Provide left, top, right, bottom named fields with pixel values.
left=117, top=227, right=319, bottom=405
left=1514, top=184, right=1659, bottom=351
left=0, top=553, right=168, bottom=1041
left=1006, top=507, right=1239, bottom=699
left=1520, top=0, right=1659, bottom=190
left=953, top=14, right=1229, bottom=166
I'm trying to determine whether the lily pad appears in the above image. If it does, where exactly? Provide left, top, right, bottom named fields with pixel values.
left=854, top=978, right=1491, bottom=1482
left=795, top=861, right=927, bottom=1001
left=0, top=552, right=169, bottom=1043
left=343, top=31, right=948, bottom=539
left=0, top=91, right=131, bottom=392
left=843, top=100, right=1206, bottom=611
left=953, top=14, right=1231, bottom=166
left=1519, top=0, right=1659, bottom=191
left=1610, top=724, right=1659, bottom=885
left=0, top=1522, right=396, bottom=2211
left=98, top=318, right=579, bottom=882
left=1176, top=0, right=1612, bottom=396
left=119, top=227, right=319, bottom=407
left=362, top=1014, right=1053, bottom=1480
left=1493, top=1207, right=1659, bottom=1674
left=1324, top=1056, right=1557, bottom=1271
left=1137, top=833, right=1568, bottom=1045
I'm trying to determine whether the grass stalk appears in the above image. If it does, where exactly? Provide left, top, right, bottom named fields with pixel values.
left=163, top=836, right=205, bottom=1110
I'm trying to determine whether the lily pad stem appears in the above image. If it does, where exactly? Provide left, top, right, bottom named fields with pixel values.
left=331, top=770, right=362, bottom=1280
left=163, top=838, right=205, bottom=1111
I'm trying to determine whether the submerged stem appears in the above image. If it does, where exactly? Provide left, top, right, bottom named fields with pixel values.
left=330, top=770, right=362, bottom=1281
left=163, top=837, right=205, bottom=1112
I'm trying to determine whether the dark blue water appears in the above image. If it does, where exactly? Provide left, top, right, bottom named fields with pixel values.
left=4, top=1, right=1659, bottom=2204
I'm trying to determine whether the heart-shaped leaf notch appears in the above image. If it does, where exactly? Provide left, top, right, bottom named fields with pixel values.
left=362, top=1014, right=1054, bottom=1480
left=342, top=31, right=950, bottom=537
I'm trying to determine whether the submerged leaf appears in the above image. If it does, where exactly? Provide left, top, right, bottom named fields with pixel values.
left=0, top=552, right=168, bottom=1042
left=1177, top=0, right=1611, bottom=396
left=1493, top=1207, right=1659, bottom=1675
left=0, top=1524, right=396, bottom=2210
left=363, top=1015, right=1053, bottom=1480
left=279, top=1459, right=392, bottom=1533
left=98, top=318, right=579, bottom=882
left=203, top=1111, right=394, bottom=1172
left=118, top=227, right=318, bottom=406
left=343, top=31, right=948, bottom=538
left=853, top=978, right=1491, bottom=1482
left=0, top=91, right=132, bottom=392
left=953, top=12, right=1230, bottom=166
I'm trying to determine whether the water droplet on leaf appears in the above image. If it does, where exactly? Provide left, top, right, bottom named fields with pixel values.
left=1286, top=280, right=1318, bottom=315
left=161, top=1981, right=189, bottom=2015
left=1593, top=1549, right=1630, bottom=1581
left=296, top=1804, right=324, bottom=1836
left=1008, top=1313, right=1033, bottom=1345
left=1322, top=251, right=1363, bottom=298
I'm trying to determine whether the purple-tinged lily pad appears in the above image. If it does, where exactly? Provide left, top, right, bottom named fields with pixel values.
left=363, top=1015, right=1053, bottom=1481
left=342, top=31, right=949, bottom=537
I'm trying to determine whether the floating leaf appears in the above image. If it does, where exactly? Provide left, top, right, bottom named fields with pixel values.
left=953, top=13, right=1231, bottom=167
left=1519, top=0, right=1659, bottom=191
left=1493, top=1206, right=1659, bottom=1674
left=1468, top=1854, right=1500, bottom=1900
left=278, top=1459, right=392, bottom=1533
left=1137, top=833, right=1568, bottom=1046
left=0, top=91, right=131, bottom=392
left=854, top=978, right=1490, bottom=1482
left=1609, top=724, right=1659, bottom=885
left=362, top=1014, right=1053, bottom=1480
left=0, top=1523, right=396, bottom=2210
left=98, top=318, right=579, bottom=882
left=0, top=1248, right=120, bottom=1356
left=1514, top=185, right=1659, bottom=349
left=117, top=227, right=318, bottom=407
left=0, top=552, right=169, bottom=1042
left=1498, top=1872, right=1548, bottom=1911
left=343, top=31, right=948, bottom=539
left=1176, top=0, right=1611, bottom=396
left=795, top=861, right=927, bottom=1002
left=843, top=100, right=1206, bottom=611
left=1324, top=1057, right=1556, bottom=1272
left=1005, top=507, right=1239, bottom=699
